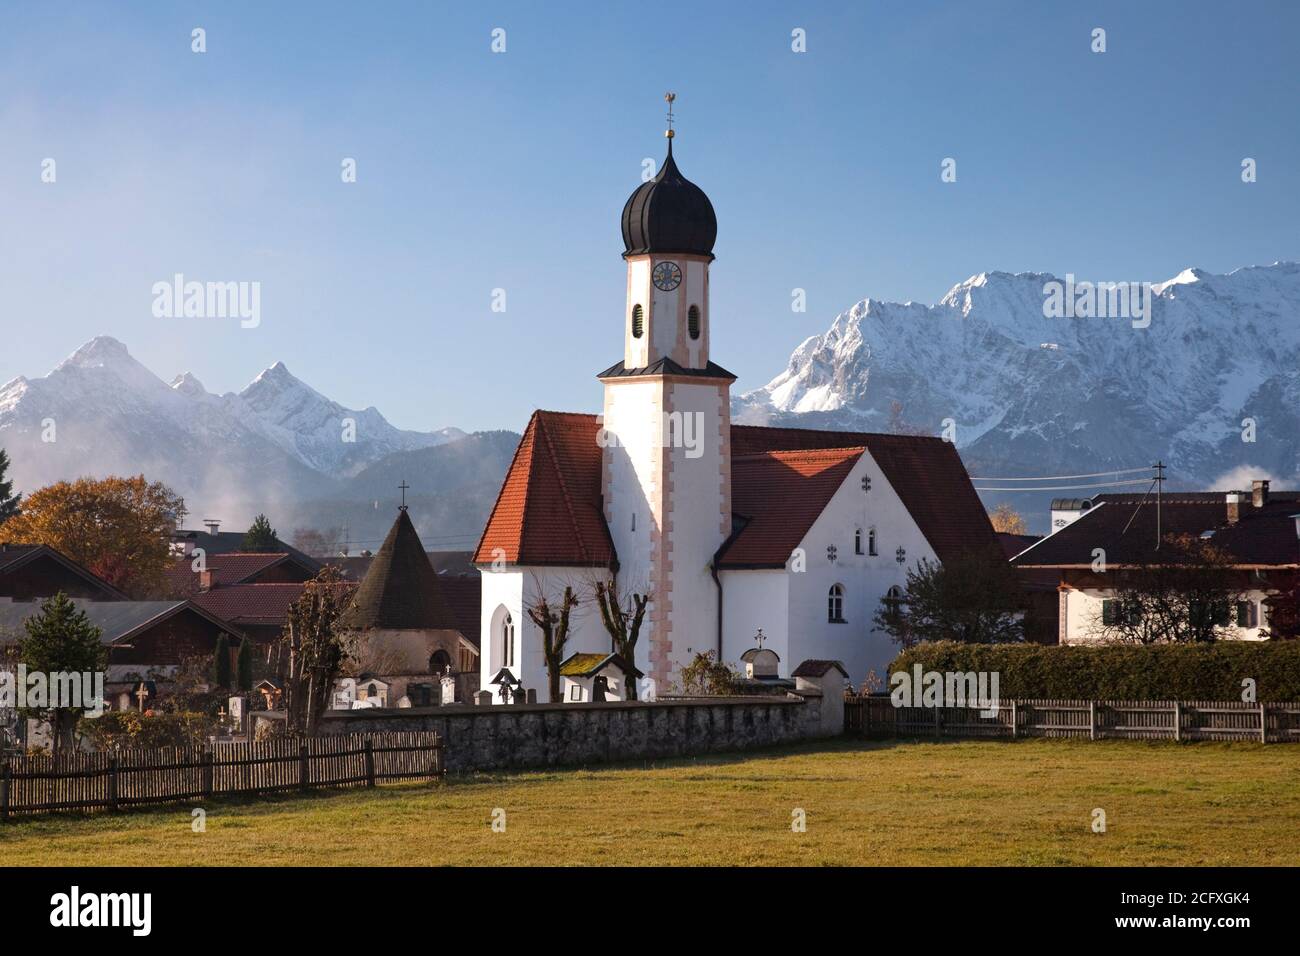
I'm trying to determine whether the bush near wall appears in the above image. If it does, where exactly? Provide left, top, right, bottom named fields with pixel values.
left=79, top=711, right=217, bottom=751
left=888, top=641, right=1300, bottom=701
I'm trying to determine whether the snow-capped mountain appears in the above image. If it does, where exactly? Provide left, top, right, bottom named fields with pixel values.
left=0, top=337, right=463, bottom=520
left=214, top=360, right=462, bottom=477
left=736, top=262, right=1300, bottom=525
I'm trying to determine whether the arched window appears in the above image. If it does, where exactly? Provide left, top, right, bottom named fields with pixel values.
left=491, top=605, right=515, bottom=670
left=854, top=529, right=864, bottom=555
left=868, top=528, right=878, bottom=556
left=632, top=304, right=644, bottom=339
left=688, top=305, right=701, bottom=340
left=367, top=682, right=379, bottom=698
left=429, top=649, right=451, bottom=674
left=502, top=611, right=515, bottom=667
left=828, top=584, right=845, bottom=623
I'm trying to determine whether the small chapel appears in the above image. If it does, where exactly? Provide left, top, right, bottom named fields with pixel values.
left=473, top=103, right=996, bottom=700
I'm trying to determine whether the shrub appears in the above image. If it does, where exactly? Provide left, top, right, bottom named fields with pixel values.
left=79, top=710, right=218, bottom=751
left=889, top=640, right=1300, bottom=701
left=678, top=651, right=739, bottom=696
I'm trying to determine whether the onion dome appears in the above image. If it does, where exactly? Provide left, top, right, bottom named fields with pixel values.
left=620, top=140, right=717, bottom=260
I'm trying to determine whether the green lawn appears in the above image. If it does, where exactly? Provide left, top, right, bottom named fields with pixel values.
left=4, top=738, right=1298, bottom=866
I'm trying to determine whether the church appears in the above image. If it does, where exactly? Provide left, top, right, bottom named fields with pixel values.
left=473, top=115, right=996, bottom=700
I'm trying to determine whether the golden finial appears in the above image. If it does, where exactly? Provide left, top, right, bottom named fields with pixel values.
left=664, top=91, right=676, bottom=139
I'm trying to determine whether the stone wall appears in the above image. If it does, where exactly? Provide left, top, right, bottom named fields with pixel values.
left=319, top=687, right=839, bottom=774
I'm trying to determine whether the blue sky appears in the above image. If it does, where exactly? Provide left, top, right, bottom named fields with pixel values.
left=1, top=0, right=1297, bottom=432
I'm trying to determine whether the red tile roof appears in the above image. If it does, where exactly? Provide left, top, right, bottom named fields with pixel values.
left=731, top=425, right=998, bottom=564
left=473, top=411, right=615, bottom=568
left=474, top=413, right=997, bottom=570
left=718, top=448, right=865, bottom=568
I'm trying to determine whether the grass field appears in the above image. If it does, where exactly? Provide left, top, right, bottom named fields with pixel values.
left=4, top=738, right=1299, bottom=866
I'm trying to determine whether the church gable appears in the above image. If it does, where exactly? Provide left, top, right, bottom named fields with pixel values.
left=731, top=425, right=997, bottom=563
left=473, top=410, right=614, bottom=568
left=718, top=447, right=865, bottom=568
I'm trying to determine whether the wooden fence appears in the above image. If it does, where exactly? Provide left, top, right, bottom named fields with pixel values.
left=844, top=695, right=1300, bottom=743
left=0, top=731, right=443, bottom=819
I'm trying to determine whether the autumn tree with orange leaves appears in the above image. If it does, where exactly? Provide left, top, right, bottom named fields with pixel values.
left=0, top=475, right=184, bottom=597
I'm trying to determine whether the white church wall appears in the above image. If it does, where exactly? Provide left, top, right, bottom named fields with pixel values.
left=625, top=257, right=653, bottom=368
left=787, top=454, right=938, bottom=686
left=720, top=570, right=789, bottom=667
left=479, top=566, right=614, bottom=704
left=659, top=379, right=728, bottom=683
left=478, top=569, right=523, bottom=698
left=603, top=378, right=659, bottom=594
left=683, top=257, right=708, bottom=368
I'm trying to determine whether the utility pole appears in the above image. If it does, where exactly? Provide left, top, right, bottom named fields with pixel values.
left=1153, top=461, right=1166, bottom=549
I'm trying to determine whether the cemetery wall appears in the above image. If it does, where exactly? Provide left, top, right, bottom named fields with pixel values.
left=319, top=689, right=838, bottom=774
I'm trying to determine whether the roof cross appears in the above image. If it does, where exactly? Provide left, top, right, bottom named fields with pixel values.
left=664, top=91, right=676, bottom=139
left=398, top=480, right=410, bottom=511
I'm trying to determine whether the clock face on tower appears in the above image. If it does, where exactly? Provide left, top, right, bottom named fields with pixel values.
left=652, top=261, right=682, bottom=291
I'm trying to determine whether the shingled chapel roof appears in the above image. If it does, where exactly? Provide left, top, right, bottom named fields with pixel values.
left=342, top=509, right=455, bottom=630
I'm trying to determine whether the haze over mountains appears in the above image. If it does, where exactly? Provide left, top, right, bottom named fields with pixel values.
left=4, top=261, right=1296, bottom=542
left=0, top=337, right=513, bottom=549
left=735, top=262, right=1300, bottom=529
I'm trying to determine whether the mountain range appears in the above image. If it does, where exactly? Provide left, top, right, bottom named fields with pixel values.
left=735, top=262, right=1300, bottom=530
left=4, top=260, right=1297, bottom=542
left=0, top=337, right=511, bottom=549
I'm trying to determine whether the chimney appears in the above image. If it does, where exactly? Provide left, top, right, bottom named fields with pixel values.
left=199, top=570, right=215, bottom=591
left=203, top=519, right=220, bottom=534
left=1226, top=492, right=1243, bottom=526
left=1252, top=479, right=1270, bottom=508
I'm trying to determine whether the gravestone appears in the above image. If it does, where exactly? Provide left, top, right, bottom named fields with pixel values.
left=440, top=675, right=458, bottom=705
left=476, top=691, right=493, bottom=706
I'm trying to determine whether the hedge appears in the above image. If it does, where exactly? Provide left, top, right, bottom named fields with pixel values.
left=888, top=641, right=1300, bottom=701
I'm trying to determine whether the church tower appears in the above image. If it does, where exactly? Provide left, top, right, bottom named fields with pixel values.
left=599, top=96, right=734, bottom=689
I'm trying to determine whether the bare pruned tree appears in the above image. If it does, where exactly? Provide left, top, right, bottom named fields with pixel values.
left=592, top=577, right=651, bottom=699
left=523, top=578, right=580, bottom=703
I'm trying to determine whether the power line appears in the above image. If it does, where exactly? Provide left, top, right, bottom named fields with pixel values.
left=970, top=466, right=1150, bottom=482
left=971, top=478, right=1155, bottom=492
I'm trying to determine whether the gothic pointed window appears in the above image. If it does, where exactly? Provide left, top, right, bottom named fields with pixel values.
left=828, top=584, right=845, bottom=623
left=632, top=304, right=644, bottom=338
left=868, top=528, right=877, bottom=556
left=688, top=304, right=701, bottom=340
left=493, top=606, right=515, bottom=669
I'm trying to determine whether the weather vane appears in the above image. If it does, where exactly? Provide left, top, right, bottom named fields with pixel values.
left=664, top=91, right=676, bottom=139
